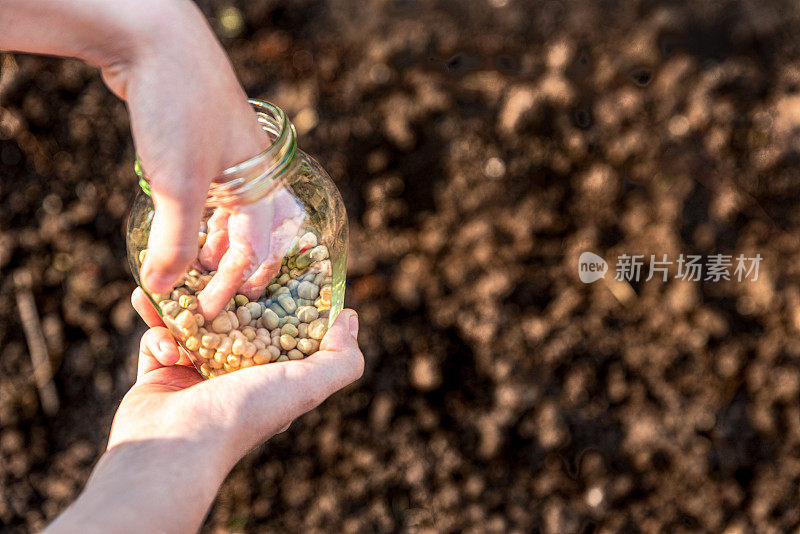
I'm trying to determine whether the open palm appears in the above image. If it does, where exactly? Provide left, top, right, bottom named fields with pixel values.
left=110, top=288, right=364, bottom=463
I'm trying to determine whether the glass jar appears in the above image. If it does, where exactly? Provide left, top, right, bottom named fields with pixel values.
left=126, top=100, right=347, bottom=379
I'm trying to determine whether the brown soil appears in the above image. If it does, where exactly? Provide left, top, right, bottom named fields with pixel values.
left=3, top=0, right=800, bottom=532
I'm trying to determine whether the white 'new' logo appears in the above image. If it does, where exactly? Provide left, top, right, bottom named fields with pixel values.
left=578, top=252, right=608, bottom=283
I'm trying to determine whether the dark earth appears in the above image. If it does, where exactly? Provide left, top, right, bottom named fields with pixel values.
left=3, top=0, right=800, bottom=532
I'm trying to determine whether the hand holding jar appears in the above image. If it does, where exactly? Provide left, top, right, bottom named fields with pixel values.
left=128, top=101, right=349, bottom=379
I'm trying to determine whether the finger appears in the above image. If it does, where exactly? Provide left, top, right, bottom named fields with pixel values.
left=138, top=326, right=182, bottom=377
left=197, top=201, right=274, bottom=317
left=141, top=187, right=206, bottom=293
left=197, top=245, right=258, bottom=318
left=200, top=309, right=364, bottom=455
left=132, top=287, right=166, bottom=328
left=198, top=209, right=230, bottom=270
left=237, top=191, right=307, bottom=300
left=239, top=259, right=281, bottom=300
left=319, top=309, right=360, bottom=351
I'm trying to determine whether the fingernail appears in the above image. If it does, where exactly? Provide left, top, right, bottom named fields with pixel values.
left=349, top=313, right=359, bottom=339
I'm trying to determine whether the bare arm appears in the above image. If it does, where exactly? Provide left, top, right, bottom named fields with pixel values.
left=0, top=0, right=268, bottom=303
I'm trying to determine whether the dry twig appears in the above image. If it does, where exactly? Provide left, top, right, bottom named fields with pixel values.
left=14, top=269, right=59, bottom=416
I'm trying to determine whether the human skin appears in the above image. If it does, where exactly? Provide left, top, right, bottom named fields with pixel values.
left=44, top=289, right=364, bottom=533
left=0, top=1, right=365, bottom=530
left=0, top=0, right=284, bottom=318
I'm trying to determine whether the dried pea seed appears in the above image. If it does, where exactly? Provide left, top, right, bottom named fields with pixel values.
left=198, top=347, right=216, bottom=359
left=185, top=336, right=201, bottom=351
left=296, top=306, right=319, bottom=323
left=230, top=329, right=245, bottom=342
left=226, top=310, right=239, bottom=330
left=281, top=323, right=299, bottom=337
left=287, top=349, right=303, bottom=360
left=242, top=326, right=256, bottom=340
left=198, top=232, right=207, bottom=247
left=268, top=346, right=281, bottom=361
left=276, top=355, right=289, bottom=362
left=294, top=251, right=311, bottom=269
left=309, top=245, right=329, bottom=261
left=243, top=341, right=257, bottom=358
left=236, top=306, right=251, bottom=326
left=246, top=302, right=262, bottom=319
left=184, top=277, right=203, bottom=292
left=161, top=300, right=180, bottom=318
left=227, top=354, right=241, bottom=367
left=232, top=338, right=246, bottom=355
left=138, top=249, right=147, bottom=263
left=280, top=334, right=297, bottom=351
left=201, top=333, right=220, bottom=349
left=277, top=294, right=297, bottom=314
left=269, top=303, right=287, bottom=318
left=297, top=338, right=314, bottom=354
left=240, top=358, right=254, bottom=368
left=261, top=309, right=280, bottom=329
left=320, top=285, right=332, bottom=304
left=297, top=281, right=319, bottom=300
left=175, top=310, right=198, bottom=336
left=286, top=316, right=300, bottom=326
left=253, top=349, right=270, bottom=365
left=298, top=324, right=308, bottom=338
left=308, top=319, right=327, bottom=340
left=212, top=313, right=233, bottom=333
left=179, top=294, right=198, bottom=310
left=254, top=339, right=267, bottom=350
left=213, top=352, right=226, bottom=365
left=218, top=337, right=233, bottom=354
left=194, top=313, right=205, bottom=327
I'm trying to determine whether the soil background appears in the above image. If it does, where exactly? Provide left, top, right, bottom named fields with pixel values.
left=3, top=0, right=800, bottom=532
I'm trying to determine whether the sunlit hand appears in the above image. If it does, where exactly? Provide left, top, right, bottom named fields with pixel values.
left=46, top=288, right=363, bottom=533
left=1, top=0, right=278, bottom=303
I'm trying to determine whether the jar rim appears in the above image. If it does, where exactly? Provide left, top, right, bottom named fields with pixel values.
left=136, top=99, right=299, bottom=206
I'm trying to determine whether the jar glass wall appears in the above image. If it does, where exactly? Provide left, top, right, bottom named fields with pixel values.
left=126, top=100, right=347, bottom=379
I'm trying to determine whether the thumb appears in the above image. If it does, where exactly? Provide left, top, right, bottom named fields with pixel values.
left=141, top=187, right=206, bottom=293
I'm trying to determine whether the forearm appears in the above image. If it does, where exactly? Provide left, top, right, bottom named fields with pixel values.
left=45, top=439, right=228, bottom=533
left=0, top=0, right=187, bottom=68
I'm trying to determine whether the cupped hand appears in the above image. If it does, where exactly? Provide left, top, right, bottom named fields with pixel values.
left=115, top=287, right=364, bottom=467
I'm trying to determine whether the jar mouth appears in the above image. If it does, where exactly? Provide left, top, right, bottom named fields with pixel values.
left=136, top=99, right=298, bottom=206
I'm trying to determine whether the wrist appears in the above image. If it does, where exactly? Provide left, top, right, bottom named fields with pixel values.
left=77, top=0, right=196, bottom=69
left=47, top=439, right=226, bottom=533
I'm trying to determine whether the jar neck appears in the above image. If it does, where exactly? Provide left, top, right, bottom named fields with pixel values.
left=136, top=99, right=298, bottom=207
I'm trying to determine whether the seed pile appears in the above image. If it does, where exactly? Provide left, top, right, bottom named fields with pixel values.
left=140, top=231, right=333, bottom=378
